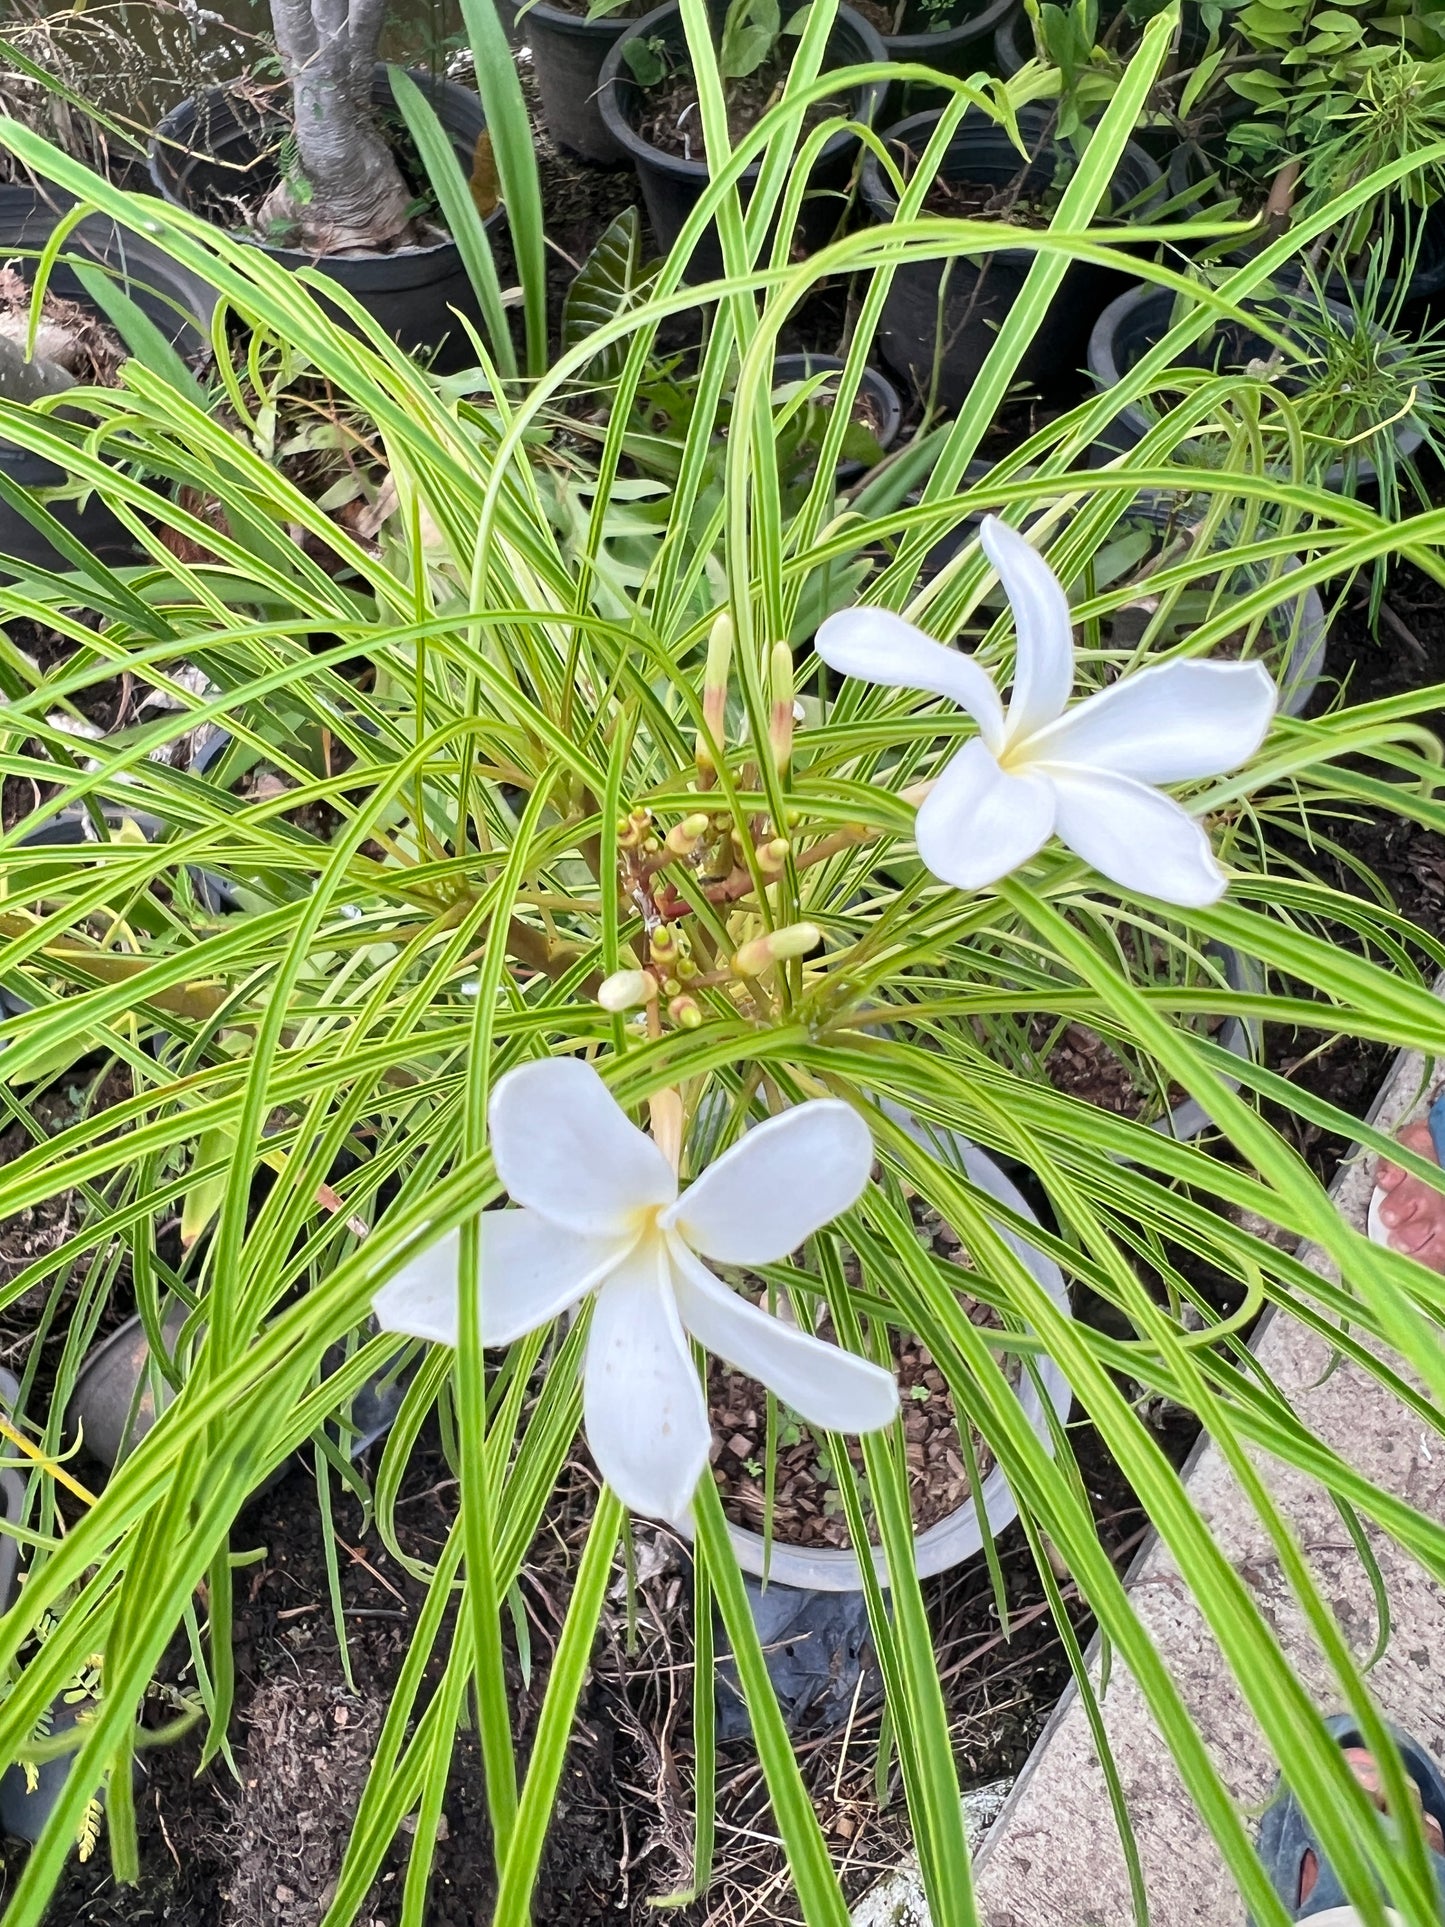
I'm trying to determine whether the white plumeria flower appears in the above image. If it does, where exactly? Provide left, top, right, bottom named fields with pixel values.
left=372, top=1058, right=899, bottom=1523
left=816, top=514, right=1277, bottom=908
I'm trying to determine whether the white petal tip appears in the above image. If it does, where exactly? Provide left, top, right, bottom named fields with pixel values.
left=371, top=1278, right=455, bottom=1347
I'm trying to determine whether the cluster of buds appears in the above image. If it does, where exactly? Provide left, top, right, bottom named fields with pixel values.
left=616, top=806, right=660, bottom=854
left=648, top=922, right=698, bottom=998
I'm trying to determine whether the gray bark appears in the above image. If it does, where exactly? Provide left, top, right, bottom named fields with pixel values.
left=0, top=332, right=77, bottom=405
left=262, top=0, right=419, bottom=254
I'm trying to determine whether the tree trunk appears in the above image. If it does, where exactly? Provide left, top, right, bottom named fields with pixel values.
left=261, top=0, right=420, bottom=255
left=0, top=332, right=77, bottom=405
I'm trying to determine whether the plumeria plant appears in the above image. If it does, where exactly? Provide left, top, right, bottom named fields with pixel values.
left=1, top=10, right=1445, bottom=1927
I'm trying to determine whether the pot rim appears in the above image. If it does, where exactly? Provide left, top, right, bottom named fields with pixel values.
left=859, top=102, right=1165, bottom=244
left=884, top=0, right=1018, bottom=57
left=597, top=1, right=890, bottom=184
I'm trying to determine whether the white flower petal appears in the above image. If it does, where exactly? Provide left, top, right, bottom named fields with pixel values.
left=371, top=1212, right=629, bottom=1348
left=664, top=1100, right=873, bottom=1264
left=914, top=737, right=1056, bottom=890
left=1026, top=659, right=1276, bottom=782
left=670, top=1243, right=900, bottom=1435
left=1047, top=766, right=1227, bottom=906
left=980, top=515, right=1074, bottom=744
left=583, top=1241, right=711, bottom=1522
left=815, top=607, right=1006, bottom=753
left=490, top=1057, right=676, bottom=1236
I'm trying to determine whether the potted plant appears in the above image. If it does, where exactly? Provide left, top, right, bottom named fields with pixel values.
left=148, top=49, right=501, bottom=369
left=597, top=0, right=889, bottom=280
left=868, top=0, right=1021, bottom=93
left=859, top=101, right=1162, bottom=411
left=1085, top=278, right=1438, bottom=502
left=522, top=0, right=647, bottom=164
left=0, top=185, right=215, bottom=575
left=1207, top=5, right=1445, bottom=305
left=768, top=352, right=903, bottom=485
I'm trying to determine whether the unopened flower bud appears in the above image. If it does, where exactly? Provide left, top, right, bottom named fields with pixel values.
left=669, top=994, right=703, bottom=1029
left=650, top=924, right=680, bottom=966
left=662, top=976, right=681, bottom=998
left=598, top=968, right=657, bottom=1013
left=732, top=922, right=821, bottom=977
left=696, top=612, right=733, bottom=783
left=768, top=640, right=794, bottom=776
left=665, top=811, right=711, bottom=857
left=757, top=836, right=791, bottom=875
left=616, top=813, right=641, bottom=849
left=676, top=955, right=697, bottom=980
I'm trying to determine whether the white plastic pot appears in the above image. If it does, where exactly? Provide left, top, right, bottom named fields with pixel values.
left=723, top=1102, right=1073, bottom=1592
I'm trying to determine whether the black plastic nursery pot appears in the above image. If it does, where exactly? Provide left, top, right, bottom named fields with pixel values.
left=771, top=351, right=902, bottom=482
left=0, top=186, right=216, bottom=578
left=527, top=1, right=637, bottom=164
left=1085, top=279, right=1429, bottom=490
left=148, top=68, right=501, bottom=373
left=859, top=105, right=1162, bottom=412
left=993, top=0, right=1215, bottom=76
left=878, top=0, right=1019, bottom=93
left=597, top=3, right=889, bottom=284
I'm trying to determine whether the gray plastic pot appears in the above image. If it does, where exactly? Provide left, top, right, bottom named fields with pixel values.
left=1155, top=944, right=1261, bottom=1144
left=0, top=185, right=216, bottom=577
left=724, top=1109, right=1072, bottom=1590
left=68, top=1306, right=407, bottom=1472
left=1085, top=279, right=1428, bottom=491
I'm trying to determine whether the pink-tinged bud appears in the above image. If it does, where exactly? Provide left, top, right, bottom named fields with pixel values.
left=669, top=994, right=703, bottom=1029
left=757, top=836, right=791, bottom=876
left=732, top=922, right=821, bottom=976
left=768, top=640, right=794, bottom=776
left=598, top=968, right=657, bottom=1013
left=696, top=612, right=733, bottom=780
left=665, top=811, right=710, bottom=857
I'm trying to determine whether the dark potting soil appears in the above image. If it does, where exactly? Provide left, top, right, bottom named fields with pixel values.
left=710, top=1220, right=1005, bottom=1553
left=920, top=175, right=1056, bottom=227
left=636, top=61, right=847, bottom=163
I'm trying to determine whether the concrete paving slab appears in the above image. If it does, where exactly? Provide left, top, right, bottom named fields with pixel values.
left=852, top=1031, right=1445, bottom=1927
